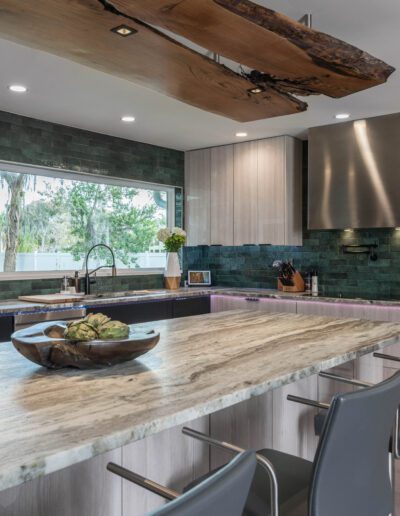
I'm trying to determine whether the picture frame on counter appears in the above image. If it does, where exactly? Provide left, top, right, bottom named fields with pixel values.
left=188, top=270, right=211, bottom=286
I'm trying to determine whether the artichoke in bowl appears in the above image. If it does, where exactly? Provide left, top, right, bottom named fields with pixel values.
left=84, top=313, right=111, bottom=328
left=64, top=320, right=98, bottom=341
left=98, top=320, right=130, bottom=340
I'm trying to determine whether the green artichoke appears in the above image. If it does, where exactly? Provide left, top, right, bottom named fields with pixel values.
left=64, top=321, right=99, bottom=341
left=84, top=313, right=111, bottom=328
left=98, top=320, right=129, bottom=340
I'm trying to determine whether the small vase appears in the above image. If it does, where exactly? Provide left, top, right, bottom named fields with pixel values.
left=164, top=252, right=181, bottom=290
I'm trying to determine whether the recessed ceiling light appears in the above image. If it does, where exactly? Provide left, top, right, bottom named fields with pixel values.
left=335, top=113, right=350, bottom=120
left=121, top=115, right=135, bottom=123
left=111, top=25, right=137, bottom=37
left=248, top=86, right=265, bottom=94
left=236, top=132, right=248, bottom=137
left=8, top=84, right=27, bottom=93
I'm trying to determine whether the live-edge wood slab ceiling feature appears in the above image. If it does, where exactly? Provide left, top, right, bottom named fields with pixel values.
left=114, top=0, right=394, bottom=98
left=0, top=0, right=394, bottom=121
left=0, top=0, right=306, bottom=122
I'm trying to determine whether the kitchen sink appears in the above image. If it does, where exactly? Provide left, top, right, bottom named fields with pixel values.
left=82, top=290, right=166, bottom=300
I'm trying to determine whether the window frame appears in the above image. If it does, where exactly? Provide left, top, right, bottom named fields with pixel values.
left=0, top=159, right=177, bottom=280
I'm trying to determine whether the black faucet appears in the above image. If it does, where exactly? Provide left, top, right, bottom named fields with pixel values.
left=84, top=244, right=117, bottom=295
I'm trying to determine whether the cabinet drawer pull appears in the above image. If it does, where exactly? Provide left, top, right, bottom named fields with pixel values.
left=245, top=297, right=260, bottom=302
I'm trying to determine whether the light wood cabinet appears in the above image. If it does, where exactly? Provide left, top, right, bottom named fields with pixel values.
left=257, top=136, right=302, bottom=245
left=184, top=149, right=211, bottom=246
left=233, top=140, right=259, bottom=245
left=184, top=136, right=303, bottom=247
left=210, top=145, right=234, bottom=245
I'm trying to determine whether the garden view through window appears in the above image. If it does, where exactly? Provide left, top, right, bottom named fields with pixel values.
left=0, top=168, right=172, bottom=273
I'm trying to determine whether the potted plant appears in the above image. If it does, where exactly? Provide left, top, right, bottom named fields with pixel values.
left=157, top=227, right=186, bottom=290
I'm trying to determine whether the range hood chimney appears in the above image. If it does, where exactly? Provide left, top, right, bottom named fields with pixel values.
left=308, top=113, right=400, bottom=229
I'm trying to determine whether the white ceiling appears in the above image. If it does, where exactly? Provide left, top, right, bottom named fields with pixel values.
left=0, top=0, right=398, bottom=151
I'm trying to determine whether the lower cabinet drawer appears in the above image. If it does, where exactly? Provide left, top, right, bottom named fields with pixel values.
left=88, top=300, right=173, bottom=325
left=0, top=315, right=14, bottom=343
left=172, top=296, right=211, bottom=318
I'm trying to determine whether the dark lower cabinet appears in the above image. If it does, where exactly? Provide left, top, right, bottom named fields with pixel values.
left=172, top=296, right=211, bottom=318
left=87, top=296, right=211, bottom=325
left=0, top=315, right=14, bottom=343
left=88, top=299, right=173, bottom=325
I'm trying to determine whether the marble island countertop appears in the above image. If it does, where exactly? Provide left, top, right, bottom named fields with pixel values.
left=1, top=310, right=400, bottom=492
left=1, top=287, right=400, bottom=316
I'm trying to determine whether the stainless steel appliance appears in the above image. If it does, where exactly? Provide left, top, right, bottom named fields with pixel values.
left=14, top=308, right=86, bottom=331
left=308, top=113, right=400, bottom=229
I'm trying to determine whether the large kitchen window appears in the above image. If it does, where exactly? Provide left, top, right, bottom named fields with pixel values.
left=0, top=162, right=176, bottom=275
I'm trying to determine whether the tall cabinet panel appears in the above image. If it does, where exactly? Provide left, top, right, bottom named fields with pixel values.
left=257, top=136, right=286, bottom=245
left=210, top=145, right=234, bottom=245
left=284, top=137, right=303, bottom=246
left=257, top=136, right=302, bottom=245
left=233, top=140, right=259, bottom=246
left=185, top=149, right=211, bottom=246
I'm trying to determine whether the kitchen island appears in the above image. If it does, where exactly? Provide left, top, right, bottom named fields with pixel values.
left=1, top=310, right=400, bottom=515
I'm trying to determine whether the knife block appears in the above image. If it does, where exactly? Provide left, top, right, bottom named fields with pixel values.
left=277, top=271, right=305, bottom=293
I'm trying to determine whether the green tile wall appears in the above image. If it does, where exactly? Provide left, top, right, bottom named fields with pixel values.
left=183, top=142, right=400, bottom=299
left=0, top=111, right=184, bottom=299
left=0, top=110, right=183, bottom=186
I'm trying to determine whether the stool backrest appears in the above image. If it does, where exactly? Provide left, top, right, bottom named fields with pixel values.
left=310, top=370, right=400, bottom=516
left=147, top=450, right=256, bottom=516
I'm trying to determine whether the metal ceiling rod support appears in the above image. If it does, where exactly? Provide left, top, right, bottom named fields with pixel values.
left=299, top=14, right=312, bottom=28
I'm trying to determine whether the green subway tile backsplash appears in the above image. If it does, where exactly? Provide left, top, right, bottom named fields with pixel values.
left=0, top=111, right=183, bottom=299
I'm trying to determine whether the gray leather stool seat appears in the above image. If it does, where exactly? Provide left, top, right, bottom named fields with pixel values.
left=243, top=449, right=312, bottom=516
left=187, top=448, right=312, bottom=516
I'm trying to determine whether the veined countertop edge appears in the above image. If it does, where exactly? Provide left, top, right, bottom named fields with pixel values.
left=1, top=287, right=400, bottom=316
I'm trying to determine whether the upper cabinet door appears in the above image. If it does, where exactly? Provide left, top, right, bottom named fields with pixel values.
left=185, top=149, right=211, bottom=246
left=233, top=140, right=259, bottom=245
left=284, top=137, right=303, bottom=246
left=258, top=136, right=302, bottom=246
left=210, top=145, right=234, bottom=245
left=257, top=137, right=286, bottom=245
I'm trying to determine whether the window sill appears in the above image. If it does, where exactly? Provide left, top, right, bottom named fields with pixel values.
left=0, top=269, right=164, bottom=281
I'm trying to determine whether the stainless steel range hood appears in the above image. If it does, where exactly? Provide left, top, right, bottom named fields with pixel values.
left=308, top=113, right=400, bottom=229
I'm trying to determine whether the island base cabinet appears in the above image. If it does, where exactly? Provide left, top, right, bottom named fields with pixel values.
left=0, top=418, right=209, bottom=516
left=0, top=449, right=122, bottom=516
left=121, top=417, right=209, bottom=515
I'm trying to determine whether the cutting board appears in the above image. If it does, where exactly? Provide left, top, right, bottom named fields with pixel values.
left=18, top=294, right=85, bottom=304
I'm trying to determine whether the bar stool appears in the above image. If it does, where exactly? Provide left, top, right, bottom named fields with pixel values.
left=107, top=450, right=257, bottom=516
left=184, top=370, right=400, bottom=516
left=310, top=352, right=400, bottom=459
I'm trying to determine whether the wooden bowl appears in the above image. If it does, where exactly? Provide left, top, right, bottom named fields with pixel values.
left=11, top=321, right=160, bottom=369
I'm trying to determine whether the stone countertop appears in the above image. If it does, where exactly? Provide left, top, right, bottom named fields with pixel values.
left=1, top=287, right=400, bottom=316
left=1, top=310, right=400, bottom=491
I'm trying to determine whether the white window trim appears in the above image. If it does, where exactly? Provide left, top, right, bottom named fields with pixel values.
left=0, top=160, right=179, bottom=279
left=0, top=269, right=163, bottom=281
